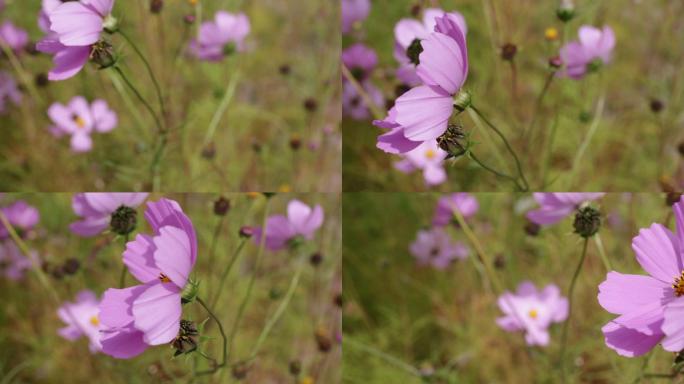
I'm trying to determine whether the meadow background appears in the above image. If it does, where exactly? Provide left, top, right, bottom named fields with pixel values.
left=0, top=193, right=341, bottom=383
left=342, top=0, right=684, bottom=192
left=0, top=0, right=340, bottom=192
left=343, top=192, right=680, bottom=383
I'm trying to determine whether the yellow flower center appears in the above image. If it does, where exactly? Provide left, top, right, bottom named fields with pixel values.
left=528, top=309, right=538, bottom=319
left=71, top=114, right=86, bottom=129
left=159, top=273, right=171, bottom=283
left=673, top=271, right=684, bottom=296
left=545, top=27, right=559, bottom=41
left=89, top=316, right=99, bottom=326
left=425, top=149, right=436, bottom=159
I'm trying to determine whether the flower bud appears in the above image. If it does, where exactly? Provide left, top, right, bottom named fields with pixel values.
left=650, top=99, right=664, bottom=113
left=303, top=98, right=318, bottom=113
left=172, top=319, right=198, bottom=356
left=150, top=0, right=163, bottom=13
left=62, top=258, right=80, bottom=275
left=573, top=206, right=601, bottom=238
left=91, top=41, right=117, bottom=69
left=279, top=64, right=291, bottom=76
left=35, top=73, right=49, bottom=88
left=103, top=15, right=119, bottom=34
left=232, top=362, right=249, bottom=380
left=556, top=0, right=575, bottom=22
left=406, top=38, right=423, bottom=65
left=110, top=205, right=137, bottom=236
left=213, top=197, right=230, bottom=216
left=202, top=142, right=216, bottom=159
left=184, top=14, right=196, bottom=25
left=500, top=43, right=517, bottom=61
left=437, top=124, right=467, bottom=159
left=524, top=221, right=540, bottom=236
left=545, top=27, right=559, bottom=41
left=309, top=252, right=323, bottom=266
left=181, top=279, right=199, bottom=304
left=290, top=136, right=302, bottom=151
left=333, top=293, right=343, bottom=307
left=239, top=226, right=254, bottom=239
left=548, top=56, right=562, bottom=70
left=289, top=360, right=302, bottom=376
left=314, top=328, right=332, bottom=352
left=453, top=90, right=472, bottom=112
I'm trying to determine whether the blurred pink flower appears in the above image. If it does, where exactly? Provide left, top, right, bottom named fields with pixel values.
left=0, top=242, right=37, bottom=281
left=189, top=11, right=250, bottom=61
left=560, top=25, right=615, bottom=79
left=432, top=193, right=479, bottom=226
left=341, top=0, right=370, bottom=35
left=38, top=0, right=63, bottom=34
left=58, top=290, right=102, bottom=353
left=375, top=15, right=468, bottom=153
left=0, top=71, right=21, bottom=114
left=526, top=193, right=604, bottom=226
left=393, top=8, right=467, bottom=86
left=48, top=96, right=117, bottom=152
left=496, top=281, right=568, bottom=346
left=410, top=227, right=468, bottom=269
left=342, top=80, right=383, bottom=120
left=253, top=200, right=324, bottom=251
left=99, top=199, right=198, bottom=359
left=598, top=197, right=684, bottom=357
left=70, top=193, right=149, bottom=237
left=0, top=21, right=29, bottom=53
left=394, top=140, right=448, bottom=186
left=0, top=200, right=40, bottom=240
left=342, top=43, right=378, bottom=82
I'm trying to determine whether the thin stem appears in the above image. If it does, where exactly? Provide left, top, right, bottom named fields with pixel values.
left=567, top=93, right=606, bottom=189
left=226, top=198, right=272, bottom=359
left=559, top=237, right=590, bottom=382
left=470, top=152, right=524, bottom=191
left=203, top=69, right=241, bottom=146
left=594, top=233, right=612, bottom=271
left=470, top=105, right=529, bottom=191
left=210, top=239, right=247, bottom=309
left=524, top=71, right=555, bottom=140
left=206, top=215, right=226, bottom=287
left=0, top=42, right=43, bottom=104
left=118, top=29, right=167, bottom=125
left=344, top=338, right=422, bottom=377
left=112, top=66, right=163, bottom=134
left=194, top=296, right=228, bottom=376
left=541, top=111, right=559, bottom=187
left=633, top=351, right=653, bottom=384
left=245, top=251, right=307, bottom=364
left=118, top=234, right=130, bottom=288
left=340, top=63, right=383, bottom=120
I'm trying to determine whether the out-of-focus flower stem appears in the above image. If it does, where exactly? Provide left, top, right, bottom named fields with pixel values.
left=559, top=237, right=589, bottom=383
left=341, top=63, right=384, bottom=120
left=470, top=152, right=525, bottom=191
left=203, top=68, right=241, bottom=147
left=194, top=296, right=228, bottom=376
left=567, top=92, right=606, bottom=189
left=210, top=238, right=247, bottom=309
left=344, top=338, right=422, bottom=377
left=0, top=41, right=43, bottom=104
left=593, top=233, right=612, bottom=271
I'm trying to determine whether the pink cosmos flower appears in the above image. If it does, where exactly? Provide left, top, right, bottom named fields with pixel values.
left=496, top=281, right=568, bottom=346
left=58, top=290, right=103, bottom=353
left=0, top=71, right=21, bottom=114
left=48, top=96, right=117, bottom=152
left=341, top=0, right=370, bottom=35
left=342, top=43, right=378, bottom=82
left=0, top=242, right=37, bottom=281
left=0, top=200, right=40, bottom=240
left=38, top=0, right=63, bottom=34
left=560, top=25, right=615, bottom=79
left=189, top=11, right=250, bottom=61
left=70, top=193, right=149, bottom=237
left=393, top=8, right=467, bottom=86
left=48, top=0, right=115, bottom=47
left=394, top=140, right=448, bottom=186
left=375, top=15, right=468, bottom=154
left=432, top=193, right=479, bottom=226
left=342, top=80, right=383, bottom=120
left=526, top=193, right=605, bottom=226
left=98, top=198, right=198, bottom=359
left=253, top=200, right=324, bottom=251
left=0, top=21, right=29, bottom=53
left=36, top=39, right=92, bottom=81
left=410, top=227, right=468, bottom=269
left=597, top=197, right=684, bottom=357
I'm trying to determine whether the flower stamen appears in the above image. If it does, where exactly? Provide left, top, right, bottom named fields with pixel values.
left=673, top=271, right=684, bottom=296
left=159, top=273, right=171, bottom=283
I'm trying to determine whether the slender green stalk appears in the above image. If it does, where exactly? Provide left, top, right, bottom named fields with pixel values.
left=203, top=70, right=241, bottom=146
left=541, top=111, right=560, bottom=187
left=118, top=29, right=167, bottom=124
left=470, top=152, right=524, bottom=191
left=633, top=351, right=653, bottom=384
left=0, top=42, right=43, bottom=104
left=344, top=338, right=422, bottom=377
left=112, top=66, right=163, bottom=133
left=470, top=105, right=529, bottom=191
left=341, top=63, right=383, bottom=120
left=567, top=93, right=606, bottom=188
left=594, top=234, right=612, bottom=271
left=118, top=234, right=130, bottom=288
left=560, top=238, right=590, bottom=382
left=206, top=216, right=226, bottom=283
left=194, top=296, right=228, bottom=376
left=210, top=239, right=247, bottom=309
left=245, top=252, right=307, bottom=363
left=524, top=71, right=555, bottom=140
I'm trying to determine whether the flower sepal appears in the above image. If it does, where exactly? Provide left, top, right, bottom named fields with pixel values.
left=181, top=279, right=200, bottom=304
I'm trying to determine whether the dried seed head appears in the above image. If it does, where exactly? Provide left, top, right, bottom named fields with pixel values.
left=110, top=205, right=137, bottom=236
left=573, top=206, right=601, bottom=238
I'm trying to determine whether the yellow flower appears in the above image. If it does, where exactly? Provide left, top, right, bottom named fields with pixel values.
left=278, top=184, right=292, bottom=193
left=545, top=27, right=559, bottom=41
left=300, top=377, right=314, bottom=384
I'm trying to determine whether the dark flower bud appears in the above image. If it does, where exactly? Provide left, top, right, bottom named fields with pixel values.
left=437, top=124, right=467, bottom=159
left=650, top=99, right=664, bottom=113
left=494, top=254, right=506, bottom=269
left=578, top=111, right=592, bottom=123
left=232, top=362, right=249, bottom=380
left=556, top=0, right=575, bottom=22
left=290, top=136, right=302, bottom=151
left=62, top=258, right=80, bottom=275
left=548, top=56, right=562, bottom=69
left=500, top=43, right=517, bottom=61
left=573, top=206, right=601, bottom=238
left=150, top=0, right=163, bottom=13
left=213, top=197, right=230, bottom=216
left=524, top=221, right=541, bottom=236
left=406, top=38, right=423, bottom=65
left=184, top=14, right=196, bottom=25
left=315, top=328, right=332, bottom=352
left=289, top=360, right=302, bottom=376
left=263, top=192, right=276, bottom=199
left=51, top=266, right=65, bottom=279
left=667, top=193, right=682, bottom=207
left=410, top=4, right=421, bottom=17
left=303, top=98, right=318, bottom=113
left=334, top=293, right=343, bottom=307
left=251, top=139, right=262, bottom=153
left=586, top=58, right=603, bottom=74
left=279, top=64, right=291, bottom=76
left=172, top=319, right=198, bottom=356
left=239, top=226, right=254, bottom=239
left=181, top=279, right=199, bottom=304
left=110, top=205, right=137, bottom=236
left=309, top=252, right=323, bottom=266
left=201, top=143, right=216, bottom=159
left=35, top=73, right=49, bottom=88
left=678, top=142, right=684, bottom=157
left=90, top=40, right=117, bottom=69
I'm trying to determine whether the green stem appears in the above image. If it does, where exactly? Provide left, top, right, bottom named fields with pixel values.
left=560, top=237, right=590, bottom=382
left=0, top=42, right=43, bottom=104
left=567, top=93, right=606, bottom=189
left=112, top=66, right=163, bottom=134
left=470, top=152, right=524, bottom=191
left=470, top=105, right=529, bottom=191
left=245, top=252, right=307, bottom=364
left=206, top=215, right=226, bottom=285
left=118, top=29, right=167, bottom=124
left=594, top=233, right=612, bottom=271
left=194, top=296, right=228, bottom=376
left=541, top=111, right=559, bottom=187
left=344, top=338, right=422, bottom=377
left=524, top=71, right=555, bottom=140
left=341, top=63, right=383, bottom=120
left=118, top=234, right=130, bottom=288
left=203, top=69, right=241, bottom=146
left=210, top=239, right=247, bottom=309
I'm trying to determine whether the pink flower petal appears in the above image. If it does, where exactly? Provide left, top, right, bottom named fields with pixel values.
left=394, top=85, right=453, bottom=141
left=632, top=223, right=683, bottom=283
left=153, top=226, right=193, bottom=288
left=132, top=282, right=182, bottom=345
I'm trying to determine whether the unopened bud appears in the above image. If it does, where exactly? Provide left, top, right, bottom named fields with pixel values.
left=213, top=197, right=230, bottom=216
left=453, top=90, right=472, bottom=112
left=91, top=40, right=117, bottom=69
left=239, top=226, right=254, bottom=239
left=309, top=252, right=323, bottom=266
left=289, top=360, right=302, bottom=376
left=150, top=0, right=163, bottom=13
left=549, top=56, right=562, bottom=69
left=437, top=124, right=467, bottom=159
left=172, top=319, right=198, bottom=356
left=524, top=221, right=541, bottom=236
left=63, top=258, right=80, bottom=275
left=110, top=205, right=137, bottom=236
left=573, top=206, right=601, bottom=238
left=232, top=362, right=249, bottom=380
left=500, top=43, right=517, bottom=61
left=315, top=328, right=332, bottom=352
left=556, top=0, right=575, bottom=22
left=184, top=14, right=196, bottom=25
left=650, top=99, right=664, bottom=114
